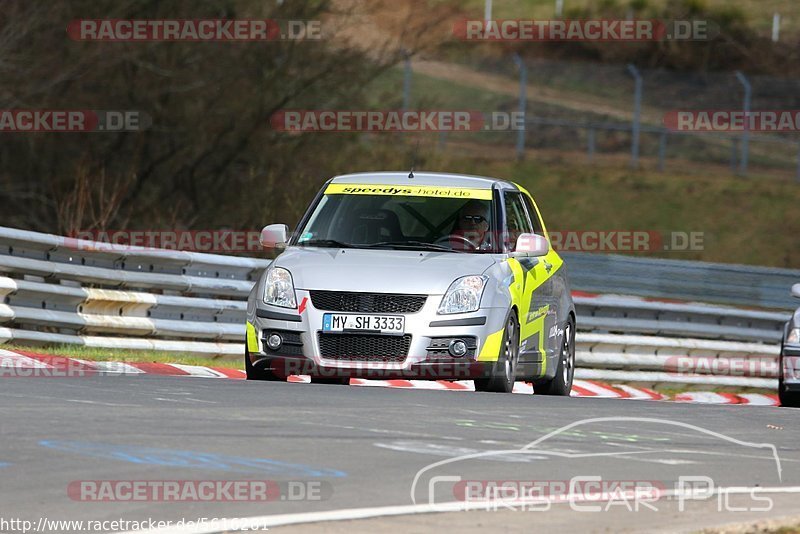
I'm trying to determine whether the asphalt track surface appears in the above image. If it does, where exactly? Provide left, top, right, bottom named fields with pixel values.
left=2, top=374, right=800, bottom=533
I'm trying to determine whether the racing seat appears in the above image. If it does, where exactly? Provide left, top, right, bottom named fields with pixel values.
left=348, top=209, right=404, bottom=244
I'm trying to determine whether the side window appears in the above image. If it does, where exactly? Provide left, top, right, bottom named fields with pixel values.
left=520, top=193, right=545, bottom=236
left=503, top=192, right=533, bottom=252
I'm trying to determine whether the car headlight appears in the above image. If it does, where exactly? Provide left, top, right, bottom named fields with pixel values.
left=788, top=328, right=800, bottom=345
left=263, top=267, right=297, bottom=308
left=438, top=275, right=487, bottom=315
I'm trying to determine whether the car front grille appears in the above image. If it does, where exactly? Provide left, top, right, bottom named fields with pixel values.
left=318, top=333, right=412, bottom=363
left=310, top=291, right=426, bottom=313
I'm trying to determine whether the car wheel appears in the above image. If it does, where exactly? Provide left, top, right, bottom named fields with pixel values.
left=535, top=317, right=575, bottom=396
left=244, top=347, right=282, bottom=381
left=475, top=312, right=520, bottom=393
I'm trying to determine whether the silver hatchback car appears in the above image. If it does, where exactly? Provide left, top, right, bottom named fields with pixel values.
left=779, top=283, right=800, bottom=407
left=246, top=172, right=575, bottom=394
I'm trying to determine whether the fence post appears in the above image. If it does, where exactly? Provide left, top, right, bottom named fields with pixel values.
left=512, top=54, right=527, bottom=161
left=627, top=64, right=642, bottom=168
left=735, top=71, right=751, bottom=176
left=587, top=128, right=595, bottom=162
left=773, top=12, right=781, bottom=42
left=485, top=0, right=492, bottom=22
left=555, top=0, right=563, bottom=17
left=658, top=131, right=667, bottom=171
left=402, top=50, right=412, bottom=113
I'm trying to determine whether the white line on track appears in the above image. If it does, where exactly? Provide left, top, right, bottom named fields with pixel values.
left=117, top=487, right=800, bottom=534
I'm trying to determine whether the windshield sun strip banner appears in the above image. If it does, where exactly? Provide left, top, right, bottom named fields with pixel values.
left=325, top=183, right=493, bottom=200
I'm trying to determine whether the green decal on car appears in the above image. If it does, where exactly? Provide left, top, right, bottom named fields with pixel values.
left=246, top=321, right=259, bottom=353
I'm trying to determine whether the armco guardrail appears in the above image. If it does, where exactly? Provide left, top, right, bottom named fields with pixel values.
left=574, top=293, right=787, bottom=343
left=0, top=226, right=267, bottom=296
left=0, top=226, right=793, bottom=389
left=563, top=252, right=800, bottom=310
left=575, top=333, right=780, bottom=389
left=0, top=226, right=269, bottom=355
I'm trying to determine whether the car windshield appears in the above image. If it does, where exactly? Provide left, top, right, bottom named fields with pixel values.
left=295, top=192, right=496, bottom=253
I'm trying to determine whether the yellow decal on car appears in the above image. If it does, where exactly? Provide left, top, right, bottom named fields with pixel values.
left=478, top=327, right=505, bottom=361
left=527, top=306, right=548, bottom=366
left=325, top=183, right=493, bottom=200
left=507, top=255, right=561, bottom=375
left=246, top=321, right=260, bottom=353
left=507, top=258, right=551, bottom=335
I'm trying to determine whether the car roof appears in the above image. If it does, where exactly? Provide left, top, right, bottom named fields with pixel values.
left=329, top=171, right=518, bottom=190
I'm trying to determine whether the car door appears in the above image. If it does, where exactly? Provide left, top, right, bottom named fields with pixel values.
left=502, top=190, right=559, bottom=378
left=519, top=191, right=565, bottom=374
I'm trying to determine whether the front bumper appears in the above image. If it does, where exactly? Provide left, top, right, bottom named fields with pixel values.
left=249, top=289, right=507, bottom=380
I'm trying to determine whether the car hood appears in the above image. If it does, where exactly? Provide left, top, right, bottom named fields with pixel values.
left=275, top=247, right=496, bottom=294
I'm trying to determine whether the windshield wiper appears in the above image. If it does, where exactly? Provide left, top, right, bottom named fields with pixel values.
left=365, top=240, right=463, bottom=253
left=299, top=239, right=361, bottom=249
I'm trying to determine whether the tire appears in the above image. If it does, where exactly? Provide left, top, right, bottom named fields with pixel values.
left=475, top=312, right=520, bottom=393
left=535, top=317, right=575, bottom=396
left=245, top=347, right=282, bottom=381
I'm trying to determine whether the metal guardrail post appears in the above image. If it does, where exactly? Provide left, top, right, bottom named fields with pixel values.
left=735, top=70, right=751, bottom=177
left=587, top=128, right=595, bottom=162
left=512, top=54, right=527, bottom=161
left=627, top=64, right=642, bottom=168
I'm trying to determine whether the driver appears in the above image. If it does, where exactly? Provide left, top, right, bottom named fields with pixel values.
left=450, top=200, right=492, bottom=251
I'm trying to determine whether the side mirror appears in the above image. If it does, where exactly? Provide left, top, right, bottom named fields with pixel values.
left=514, top=233, right=549, bottom=257
left=260, top=224, right=288, bottom=249
left=792, top=283, right=800, bottom=299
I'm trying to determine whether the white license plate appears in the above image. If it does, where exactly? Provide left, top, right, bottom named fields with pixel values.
left=322, top=314, right=405, bottom=334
